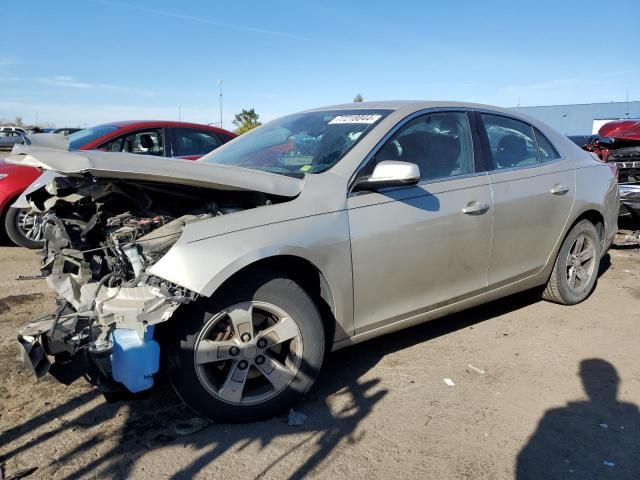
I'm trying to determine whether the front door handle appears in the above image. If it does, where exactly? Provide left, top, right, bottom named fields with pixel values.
left=550, top=184, right=570, bottom=195
left=462, top=201, right=490, bottom=215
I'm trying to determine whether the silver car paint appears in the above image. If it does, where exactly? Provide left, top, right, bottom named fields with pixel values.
left=347, top=172, right=493, bottom=334
left=14, top=101, right=619, bottom=350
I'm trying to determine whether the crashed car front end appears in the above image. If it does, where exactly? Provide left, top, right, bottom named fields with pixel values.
left=18, top=175, right=212, bottom=394
left=584, top=120, right=640, bottom=185
left=9, top=147, right=302, bottom=396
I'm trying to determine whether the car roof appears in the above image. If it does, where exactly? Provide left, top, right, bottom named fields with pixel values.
left=304, top=100, right=518, bottom=116
left=106, top=120, right=233, bottom=134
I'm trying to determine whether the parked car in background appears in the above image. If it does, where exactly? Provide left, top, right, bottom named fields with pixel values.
left=0, top=130, right=28, bottom=153
left=583, top=119, right=640, bottom=184
left=0, top=120, right=235, bottom=248
left=0, top=126, right=27, bottom=134
left=9, top=101, right=618, bottom=422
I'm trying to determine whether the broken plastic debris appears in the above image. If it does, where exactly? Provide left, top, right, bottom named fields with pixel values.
left=174, top=417, right=210, bottom=436
left=443, top=378, right=455, bottom=387
left=603, top=460, right=615, bottom=467
left=288, top=409, right=307, bottom=426
left=599, top=423, right=608, bottom=429
left=468, top=364, right=487, bottom=375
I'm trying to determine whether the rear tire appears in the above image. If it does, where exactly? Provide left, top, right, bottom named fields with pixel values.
left=543, top=220, right=601, bottom=305
left=4, top=207, right=45, bottom=249
left=165, top=271, right=325, bottom=422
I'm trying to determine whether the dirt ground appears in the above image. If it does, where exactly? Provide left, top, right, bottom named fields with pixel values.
left=0, top=244, right=639, bottom=479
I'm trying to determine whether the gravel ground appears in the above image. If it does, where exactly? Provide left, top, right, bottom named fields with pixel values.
left=0, top=244, right=639, bottom=479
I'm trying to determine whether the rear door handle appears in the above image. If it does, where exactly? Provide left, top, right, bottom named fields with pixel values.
left=462, top=201, right=490, bottom=215
left=550, top=184, right=570, bottom=195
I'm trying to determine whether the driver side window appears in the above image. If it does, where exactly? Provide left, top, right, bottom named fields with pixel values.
left=373, top=111, right=474, bottom=181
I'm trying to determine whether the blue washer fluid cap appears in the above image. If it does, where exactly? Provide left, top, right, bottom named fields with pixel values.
left=110, top=327, right=160, bottom=393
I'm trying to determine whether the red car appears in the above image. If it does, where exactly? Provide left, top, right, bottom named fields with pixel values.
left=0, top=120, right=235, bottom=248
left=583, top=119, right=640, bottom=183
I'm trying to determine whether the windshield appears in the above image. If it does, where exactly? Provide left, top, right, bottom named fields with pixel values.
left=68, top=125, right=119, bottom=150
left=199, top=109, right=391, bottom=175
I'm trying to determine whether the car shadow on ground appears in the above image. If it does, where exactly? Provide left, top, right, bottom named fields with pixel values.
left=516, top=359, right=640, bottom=480
left=1, top=286, right=550, bottom=479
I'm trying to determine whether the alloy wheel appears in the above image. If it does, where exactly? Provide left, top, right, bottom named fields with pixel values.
left=565, top=234, right=597, bottom=293
left=193, top=301, right=303, bottom=405
left=16, top=210, right=45, bottom=242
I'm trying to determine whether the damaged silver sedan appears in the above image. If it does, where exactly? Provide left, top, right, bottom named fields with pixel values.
left=8, top=102, right=619, bottom=422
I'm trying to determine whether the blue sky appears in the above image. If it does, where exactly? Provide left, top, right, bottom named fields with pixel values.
left=1, top=0, right=638, bottom=128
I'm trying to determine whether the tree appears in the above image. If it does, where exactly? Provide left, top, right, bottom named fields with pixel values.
left=14, top=116, right=23, bottom=127
left=232, top=108, right=261, bottom=134
left=353, top=93, right=363, bottom=103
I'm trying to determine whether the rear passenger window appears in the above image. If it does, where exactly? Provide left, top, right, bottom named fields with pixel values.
left=480, top=114, right=538, bottom=169
left=374, top=111, right=474, bottom=181
left=534, top=129, right=560, bottom=162
left=173, top=128, right=222, bottom=157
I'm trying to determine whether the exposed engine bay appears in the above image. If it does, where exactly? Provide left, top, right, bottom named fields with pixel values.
left=18, top=173, right=282, bottom=394
left=583, top=119, right=640, bottom=186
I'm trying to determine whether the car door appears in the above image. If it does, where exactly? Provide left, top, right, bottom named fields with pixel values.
left=347, top=110, right=493, bottom=334
left=170, top=127, right=224, bottom=160
left=476, top=112, right=575, bottom=287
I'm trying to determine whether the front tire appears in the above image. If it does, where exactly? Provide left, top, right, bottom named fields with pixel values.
left=4, top=207, right=45, bottom=249
left=165, top=271, right=325, bottom=422
left=543, top=220, right=601, bottom=305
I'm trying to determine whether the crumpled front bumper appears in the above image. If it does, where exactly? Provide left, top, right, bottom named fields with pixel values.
left=17, top=334, right=50, bottom=378
left=16, top=280, right=188, bottom=394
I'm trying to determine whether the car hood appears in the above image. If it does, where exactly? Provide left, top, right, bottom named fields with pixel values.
left=598, top=120, right=640, bottom=141
left=5, top=145, right=303, bottom=197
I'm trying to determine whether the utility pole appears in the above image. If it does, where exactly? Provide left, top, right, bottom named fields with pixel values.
left=218, top=80, right=223, bottom=128
left=625, top=89, right=630, bottom=118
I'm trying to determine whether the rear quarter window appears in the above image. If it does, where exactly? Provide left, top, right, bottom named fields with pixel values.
left=534, top=129, right=561, bottom=162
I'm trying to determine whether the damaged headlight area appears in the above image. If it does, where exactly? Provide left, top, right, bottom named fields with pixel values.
left=17, top=174, right=266, bottom=395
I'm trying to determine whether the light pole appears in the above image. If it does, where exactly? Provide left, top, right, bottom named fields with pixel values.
left=218, top=80, right=223, bottom=128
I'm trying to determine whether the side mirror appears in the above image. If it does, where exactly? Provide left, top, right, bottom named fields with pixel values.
left=353, top=160, right=420, bottom=191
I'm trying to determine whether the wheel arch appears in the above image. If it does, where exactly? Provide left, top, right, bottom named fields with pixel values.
left=0, top=192, right=21, bottom=239
left=539, top=207, right=606, bottom=285
left=203, top=253, right=342, bottom=349
left=570, top=209, right=605, bottom=244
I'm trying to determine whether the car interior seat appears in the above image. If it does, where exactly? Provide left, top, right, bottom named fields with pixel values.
left=496, top=134, right=527, bottom=168
left=139, top=134, right=155, bottom=152
left=397, top=131, right=460, bottom=180
left=424, top=135, right=460, bottom=178
left=396, top=131, right=431, bottom=174
left=377, top=139, right=402, bottom=161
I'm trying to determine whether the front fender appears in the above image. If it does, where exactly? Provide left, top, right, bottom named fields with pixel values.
left=148, top=210, right=354, bottom=338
